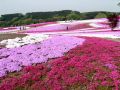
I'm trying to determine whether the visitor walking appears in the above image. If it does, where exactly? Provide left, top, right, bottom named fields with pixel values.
left=66, top=26, right=69, bottom=30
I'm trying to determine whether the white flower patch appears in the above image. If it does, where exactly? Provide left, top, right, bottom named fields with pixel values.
left=89, top=23, right=109, bottom=28
left=0, top=34, right=50, bottom=48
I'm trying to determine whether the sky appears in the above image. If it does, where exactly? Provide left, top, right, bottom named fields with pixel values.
left=0, top=0, right=119, bottom=15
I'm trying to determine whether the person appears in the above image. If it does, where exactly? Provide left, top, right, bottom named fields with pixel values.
left=20, top=26, right=21, bottom=30
left=66, top=26, right=69, bottom=30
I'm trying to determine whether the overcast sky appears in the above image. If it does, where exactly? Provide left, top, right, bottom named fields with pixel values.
left=0, top=0, right=119, bottom=15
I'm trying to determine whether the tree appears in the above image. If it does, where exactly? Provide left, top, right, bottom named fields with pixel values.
left=117, top=2, right=120, bottom=7
left=95, top=13, right=107, bottom=18
left=67, top=11, right=80, bottom=21
left=106, top=13, right=119, bottom=31
left=1, top=13, right=23, bottom=21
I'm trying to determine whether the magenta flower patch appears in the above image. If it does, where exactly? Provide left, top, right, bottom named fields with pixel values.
left=0, top=37, right=120, bottom=90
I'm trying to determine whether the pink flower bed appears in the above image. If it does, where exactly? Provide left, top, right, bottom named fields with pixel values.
left=0, top=27, right=18, bottom=31
left=25, top=24, right=68, bottom=33
left=22, top=19, right=119, bottom=34
left=0, top=37, right=120, bottom=90
left=5, top=27, right=17, bottom=30
left=26, top=22, right=57, bottom=27
left=21, top=23, right=94, bottom=33
left=70, top=23, right=93, bottom=30
left=0, top=28, right=3, bottom=30
left=0, top=36, right=85, bottom=77
left=0, top=22, right=57, bottom=32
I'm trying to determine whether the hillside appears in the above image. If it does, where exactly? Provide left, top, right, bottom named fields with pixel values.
left=0, top=10, right=119, bottom=27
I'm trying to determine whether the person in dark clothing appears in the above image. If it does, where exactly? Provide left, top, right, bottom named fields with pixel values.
left=66, top=26, right=69, bottom=30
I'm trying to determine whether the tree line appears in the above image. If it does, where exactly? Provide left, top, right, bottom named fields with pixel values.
left=0, top=10, right=119, bottom=27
